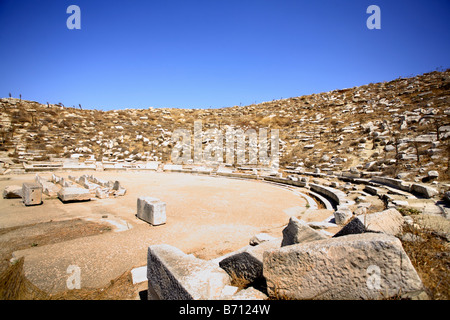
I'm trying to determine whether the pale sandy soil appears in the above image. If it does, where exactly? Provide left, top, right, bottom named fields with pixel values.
left=0, top=171, right=309, bottom=293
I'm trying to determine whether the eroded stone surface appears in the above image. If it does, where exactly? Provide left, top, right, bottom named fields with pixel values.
left=263, top=233, right=424, bottom=300
left=147, top=244, right=230, bottom=300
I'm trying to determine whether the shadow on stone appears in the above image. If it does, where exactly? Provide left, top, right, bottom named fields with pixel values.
left=57, top=198, right=91, bottom=204
left=333, top=217, right=381, bottom=238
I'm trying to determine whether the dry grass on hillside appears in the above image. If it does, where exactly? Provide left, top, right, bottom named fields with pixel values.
left=400, top=223, right=450, bottom=300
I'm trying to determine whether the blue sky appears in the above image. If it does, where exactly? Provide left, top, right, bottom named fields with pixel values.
left=0, top=0, right=449, bottom=110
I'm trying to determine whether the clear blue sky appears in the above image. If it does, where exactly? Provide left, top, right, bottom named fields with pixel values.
left=0, top=0, right=449, bottom=110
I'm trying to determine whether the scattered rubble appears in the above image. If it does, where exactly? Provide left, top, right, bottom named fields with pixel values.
left=281, top=216, right=327, bottom=246
left=218, top=239, right=281, bottom=289
left=356, top=208, right=405, bottom=236
left=263, top=233, right=424, bottom=300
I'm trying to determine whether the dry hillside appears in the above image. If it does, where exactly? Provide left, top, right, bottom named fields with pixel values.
left=1, top=70, right=449, bottom=183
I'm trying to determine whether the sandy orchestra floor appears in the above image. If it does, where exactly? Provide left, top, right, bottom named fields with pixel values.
left=0, top=171, right=309, bottom=293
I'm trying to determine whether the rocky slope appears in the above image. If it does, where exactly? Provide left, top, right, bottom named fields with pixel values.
left=1, top=69, right=449, bottom=183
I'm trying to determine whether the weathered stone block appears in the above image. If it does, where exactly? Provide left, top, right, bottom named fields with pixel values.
left=137, top=196, right=154, bottom=217
left=3, top=185, right=22, bottom=199
left=218, top=239, right=280, bottom=287
left=95, top=188, right=109, bottom=199
left=363, top=185, right=382, bottom=195
left=281, top=216, right=327, bottom=247
left=411, top=183, right=438, bottom=198
left=22, top=182, right=42, bottom=206
left=137, top=196, right=166, bottom=226
left=333, top=206, right=353, bottom=225
left=263, top=233, right=424, bottom=300
left=356, top=208, right=404, bottom=236
left=147, top=244, right=230, bottom=300
left=112, top=180, right=121, bottom=191
left=163, top=164, right=183, bottom=171
left=57, top=187, right=91, bottom=202
left=113, top=187, right=127, bottom=196
left=310, top=183, right=352, bottom=206
left=333, top=217, right=368, bottom=238
left=371, top=176, right=412, bottom=192
left=35, top=174, right=60, bottom=197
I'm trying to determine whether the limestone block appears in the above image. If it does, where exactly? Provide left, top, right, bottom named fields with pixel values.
left=3, top=185, right=22, bottom=199
left=356, top=208, right=404, bottom=236
left=249, top=233, right=277, bottom=246
left=145, top=162, right=159, bottom=170
left=113, top=187, right=127, bottom=196
left=163, top=164, right=183, bottom=171
left=137, top=196, right=155, bottom=217
left=112, top=180, right=121, bottom=191
left=51, top=174, right=61, bottom=184
left=263, top=233, right=424, bottom=300
left=370, top=177, right=412, bottom=192
left=310, top=183, right=352, bottom=206
left=22, top=183, right=42, bottom=206
left=334, top=206, right=353, bottom=225
left=219, top=239, right=281, bottom=287
left=137, top=196, right=166, bottom=226
left=147, top=244, right=230, bottom=300
left=427, top=170, right=439, bottom=178
left=95, top=188, right=109, bottom=199
left=79, top=175, right=87, bottom=185
left=42, top=182, right=60, bottom=197
left=146, top=199, right=166, bottom=225
left=35, top=174, right=60, bottom=197
left=94, top=178, right=108, bottom=187
left=363, top=185, right=382, bottom=195
left=231, top=287, right=268, bottom=300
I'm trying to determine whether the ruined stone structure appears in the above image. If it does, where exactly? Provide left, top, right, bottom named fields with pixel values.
left=1, top=70, right=449, bottom=300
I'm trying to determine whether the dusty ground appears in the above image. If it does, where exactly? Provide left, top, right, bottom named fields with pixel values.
left=0, top=219, right=112, bottom=272
left=0, top=171, right=313, bottom=296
